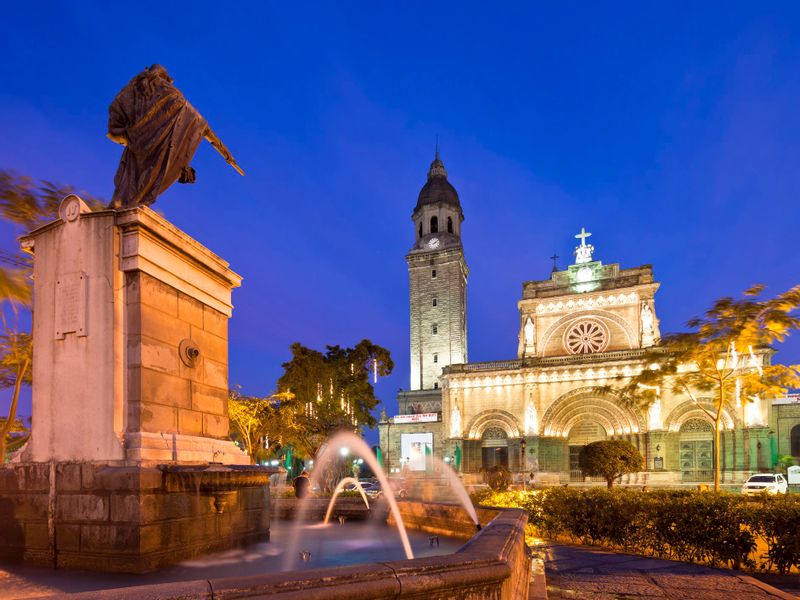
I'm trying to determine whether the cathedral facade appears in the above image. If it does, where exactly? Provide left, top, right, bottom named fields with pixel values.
left=379, top=154, right=800, bottom=484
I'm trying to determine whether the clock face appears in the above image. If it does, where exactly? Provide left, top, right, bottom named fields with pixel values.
left=427, top=237, right=441, bottom=249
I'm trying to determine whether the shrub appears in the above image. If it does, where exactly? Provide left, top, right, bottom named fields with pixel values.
left=483, top=465, right=512, bottom=491
left=578, top=440, right=643, bottom=488
left=746, top=494, right=800, bottom=574
left=475, top=487, right=800, bottom=573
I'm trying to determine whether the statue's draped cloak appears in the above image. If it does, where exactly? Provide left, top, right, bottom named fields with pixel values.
left=109, top=80, right=207, bottom=207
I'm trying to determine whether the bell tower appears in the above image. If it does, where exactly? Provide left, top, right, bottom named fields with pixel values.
left=406, top=149, right=468, bottom=391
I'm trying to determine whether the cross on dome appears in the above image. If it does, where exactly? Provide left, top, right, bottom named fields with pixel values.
left=573, top=227, right=595, bottom=264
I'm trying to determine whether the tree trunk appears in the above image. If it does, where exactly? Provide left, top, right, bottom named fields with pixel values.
left=713, top=418, right=722, bottom=493
left=713, top=385, right=724, bottom=493
left=606, top=476, right=614, bottom=489
left=0, top=360, right=28, bottom=464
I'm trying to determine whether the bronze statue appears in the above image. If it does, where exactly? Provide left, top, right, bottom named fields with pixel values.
left=107, top=65, right=244, bottom=209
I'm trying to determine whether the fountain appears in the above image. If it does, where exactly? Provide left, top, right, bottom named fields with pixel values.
left=323, top=476, right=370, bottom=525
left=430, top=456, right=480, bottom=527
left=283, top=431, right=414, bottom=568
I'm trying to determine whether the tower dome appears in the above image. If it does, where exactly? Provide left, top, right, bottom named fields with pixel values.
left=414, top=150, right=462, bottom=214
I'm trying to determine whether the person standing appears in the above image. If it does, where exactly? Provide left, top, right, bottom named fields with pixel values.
left=293, top=470, right=310, bottom=498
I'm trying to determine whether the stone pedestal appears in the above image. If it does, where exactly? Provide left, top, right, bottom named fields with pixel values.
left=21, top=196, right=247, bottom=465
left=0, top=196, right=271, bottom=572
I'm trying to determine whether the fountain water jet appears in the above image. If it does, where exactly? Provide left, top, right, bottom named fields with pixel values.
left=283, top=432, right=414, bottom=569
left=431, top=456, right=479, bottom=527
left=323, top=477, right=370, bottom=525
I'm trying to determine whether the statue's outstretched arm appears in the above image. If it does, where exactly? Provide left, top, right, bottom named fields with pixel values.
left=203, top=126, right=245, bottom=176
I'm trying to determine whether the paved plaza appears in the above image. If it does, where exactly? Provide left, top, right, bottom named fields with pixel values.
left=542, top=543, right=798, bottom=599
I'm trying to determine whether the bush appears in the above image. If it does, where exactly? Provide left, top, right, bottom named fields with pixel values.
left=746, top=494, right=800, bottom=574
left=578, top=440, right=643, bottom=488
left=476, top=487, right=800, bottom=573
left=483, top=465, right=512, bottom=491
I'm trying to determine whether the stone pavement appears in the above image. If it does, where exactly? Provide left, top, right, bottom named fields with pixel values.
left=541, top=543, right=798, bottom=599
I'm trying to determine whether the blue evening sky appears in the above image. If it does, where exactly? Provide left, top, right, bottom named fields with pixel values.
left=1, top=3, right=799, bottom=444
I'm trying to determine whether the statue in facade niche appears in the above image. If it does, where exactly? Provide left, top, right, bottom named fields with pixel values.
left=523, top=317, right=536, bottom=353
left=524, top=400, right=538, bottom=435
left=641, top=301, right=655, bottom=347
left=107, top=65, right=244, bottom=209
left=451, top=404, right=462, bottom=438
left=648, top=398, right=662, bottom=430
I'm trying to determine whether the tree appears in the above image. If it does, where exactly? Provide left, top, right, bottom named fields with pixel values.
left=0, top=416, right=29, bottom=456
left=0, top=332, right=32, bottom=463
left=0, top=171, right=105, bottom=463
left=227, top=388, right=294, bottom=464
left=276, top=339, right=393, bottom=459
left=623, top=285, right=800, bottom=491
left=578, top=440, right=643, bottom=488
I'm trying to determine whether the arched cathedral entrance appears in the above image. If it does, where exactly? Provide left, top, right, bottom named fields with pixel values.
left=568, top=419, right=608, bottom=480
left=481, top=427, right=509, bottom=469
left=679, top=418, right=713, bottom=482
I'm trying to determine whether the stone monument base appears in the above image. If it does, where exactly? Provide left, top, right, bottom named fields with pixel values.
left=0, top=462, right=273, bottom=573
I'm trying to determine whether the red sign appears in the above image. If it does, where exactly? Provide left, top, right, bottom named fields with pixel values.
left=392, top=413, right=438, bottom=424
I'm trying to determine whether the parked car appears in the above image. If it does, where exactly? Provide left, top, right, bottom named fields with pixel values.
left=741, top=473, right=788, bottom=495
left=344, top=481, right=376, bottom=492
left=364, top=483, right=383, bottom=498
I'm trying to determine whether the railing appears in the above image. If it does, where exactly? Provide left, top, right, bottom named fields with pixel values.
left=455, top=360, right=523, bottom=372
left=568, top=470, right=605, bottom=483
left=445, top=348, right=657, bottom=374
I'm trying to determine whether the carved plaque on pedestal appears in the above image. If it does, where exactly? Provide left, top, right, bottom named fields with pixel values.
left=55, top=272, right=88, bottom=339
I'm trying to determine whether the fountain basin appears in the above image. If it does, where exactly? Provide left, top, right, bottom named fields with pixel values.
left=36, top=503, right=530, bottom=599
left=160, top=464, right=274, bottom=493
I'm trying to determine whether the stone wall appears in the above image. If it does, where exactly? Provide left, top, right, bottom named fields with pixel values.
left=271, top=496, right=377, bottom=522
left=388, top=500, right=499, bottom=540
left=0, top=463, right=270, bottom=573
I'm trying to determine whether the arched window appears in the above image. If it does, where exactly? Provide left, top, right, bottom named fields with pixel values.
left=792, top=424, right=800, bottom=457
left=447, top=217, right=453, bottom=233
left=430, top=216, right=438, bottom=233
left=418, top=221, right=423, bottom=238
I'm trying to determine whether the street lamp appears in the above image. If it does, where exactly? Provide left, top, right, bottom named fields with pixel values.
left=520, top=438, right=527, bottom=491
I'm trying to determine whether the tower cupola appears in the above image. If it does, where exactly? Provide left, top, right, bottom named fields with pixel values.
left=412, top=149, right=464, bottom=247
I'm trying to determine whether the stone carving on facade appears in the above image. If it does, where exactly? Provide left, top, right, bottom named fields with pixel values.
left=573, top=227, right=594, bottom=264
left=641, top=301, right=655, bottom=347
left=107, top=65, right=244, bottom=209
left=563, top=318, right=609, bottom=354
left=450, top=403, right=462, bottom=438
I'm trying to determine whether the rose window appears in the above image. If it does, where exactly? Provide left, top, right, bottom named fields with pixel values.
left=563, top=320, right=609, bottom=354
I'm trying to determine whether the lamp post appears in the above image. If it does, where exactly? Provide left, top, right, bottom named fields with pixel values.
left=520, top=438, right=527, bottom=491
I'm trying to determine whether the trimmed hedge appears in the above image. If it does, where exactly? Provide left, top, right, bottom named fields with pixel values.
left=474, top=487, right=800, bottom=574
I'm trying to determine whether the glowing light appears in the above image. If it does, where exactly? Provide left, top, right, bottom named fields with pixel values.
left=339, top=447, right=350, bottom=457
